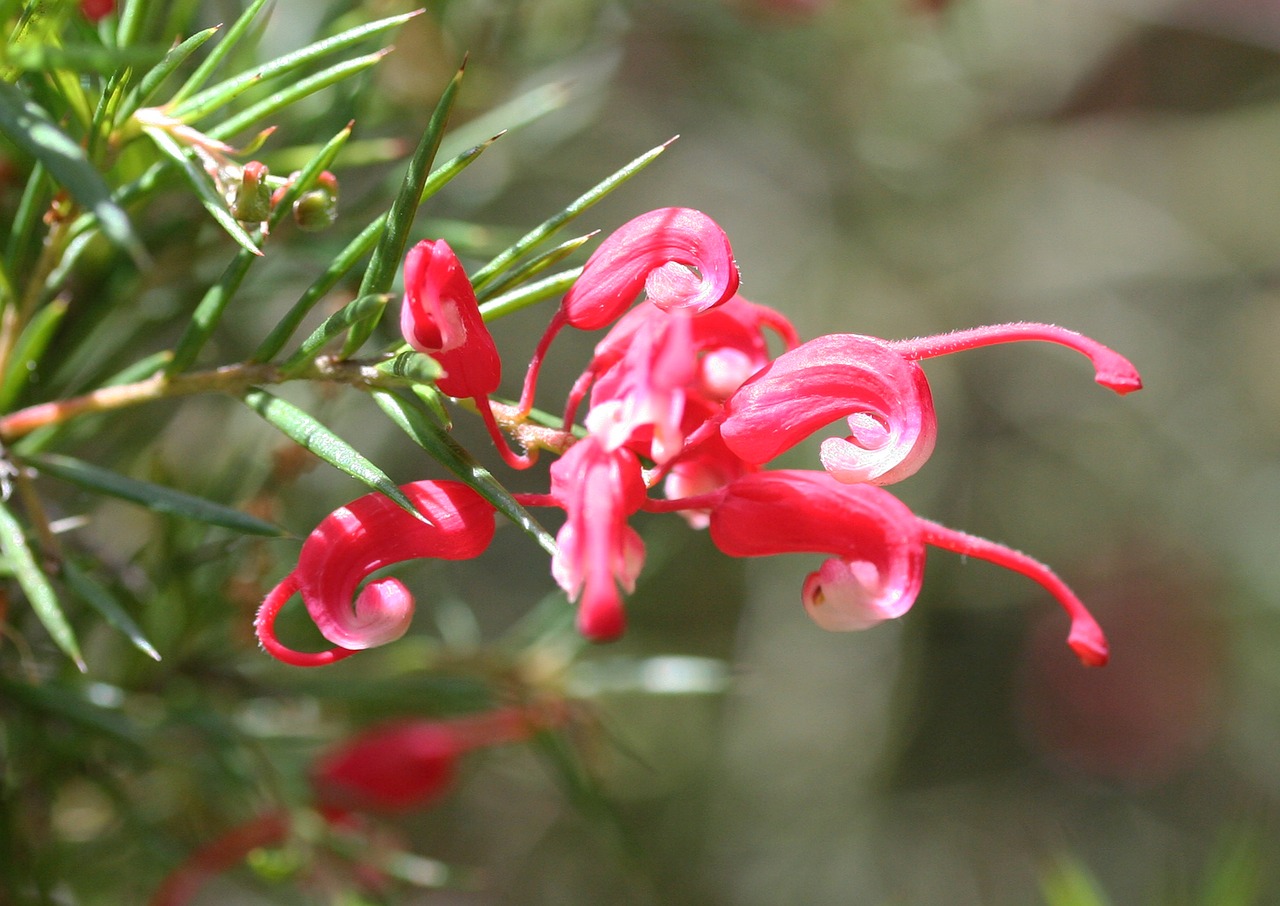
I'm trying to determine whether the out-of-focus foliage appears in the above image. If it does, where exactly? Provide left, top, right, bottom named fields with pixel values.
left=1, top=0, right=1279, bottom=904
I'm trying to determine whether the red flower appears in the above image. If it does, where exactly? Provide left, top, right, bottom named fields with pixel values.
left=255, top=481, right=495, bottom=666
left=709, top=470, right=1110, bottom=665
left=547, top=436, right=648, bottom=640
left=401, top=239, right=500, bottom=399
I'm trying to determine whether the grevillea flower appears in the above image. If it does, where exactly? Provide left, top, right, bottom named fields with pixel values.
left=544, top=436, right=648, bottom=640
left=311, top=708, right=548, bottom=819
left=517, top=208, right=742, bottom=416
left=707, top=470, right=1110, bottom=666
left=721, top=322, right=1141, bottom=485
left=255, top=481, right=495, bottom=666
left=401, top=239, right=501, bottom=399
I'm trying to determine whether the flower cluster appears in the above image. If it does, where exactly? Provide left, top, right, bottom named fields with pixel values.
left=256, top=206, right=1140, bottom=669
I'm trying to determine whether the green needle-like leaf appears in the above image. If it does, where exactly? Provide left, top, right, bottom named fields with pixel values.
left=348, top=59, right=465, bottom=355
left=0, top=83, right=144, bottom=264
left=475, top=233, right=594, bottom=303
left=61, top=561, right=160, bottom=662
left=372, top=389, right=556, bottom=556
left=0, top=298, right=67, bottom=412
left=468, top=137, right=674, bottom=291
left=166, top=0, right=271, bottom=108
left=173, top=10, right=420, bottom=123
left=479, top=267, right=582, bottom=322
left=118, top=25, right=221, bottom=122
left=0, top=501, right=83, bottom=670
left=280, top=293, right=392, bottom=374
left=241, top=388, right=425, bottom=523
left=374, top=351, right=443, bottom=387
left=207, top=50, right=388, bottom=143
left=28, top=453, right=283, bottom=537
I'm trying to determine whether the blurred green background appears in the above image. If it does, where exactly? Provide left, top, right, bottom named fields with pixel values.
left=16, top=0, right=1280, bottom=903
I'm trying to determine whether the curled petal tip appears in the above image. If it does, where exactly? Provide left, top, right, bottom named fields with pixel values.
left=1096, top=364, right=1143, bottom=396
left=1068, top=626, right=1110, bottom=667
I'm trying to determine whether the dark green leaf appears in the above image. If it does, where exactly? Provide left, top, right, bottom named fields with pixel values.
left=0, top=298, right=67, bottom=412
left=0, top=83, right=144, bottom=263
left=28, top=453, right=282, bottom=536
left=0, top=501, right=83, bottom=669
left=62, top=561, right=160, bottom=661
left=348, top=59, right=465, bottom=354
left=241, top=389, right=425, bottom=523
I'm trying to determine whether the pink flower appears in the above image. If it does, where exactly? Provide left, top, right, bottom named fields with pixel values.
left=708, top=470, right=1110, bottom=665
left=546, top=436, right=648, bottom=640
left=560, top=207, right=741, bottom=330
left=721, top=322, right=1141, bottom=485
left=255, top=481, right=495, bottom=667
left=401, top=239, right=500, bottom=400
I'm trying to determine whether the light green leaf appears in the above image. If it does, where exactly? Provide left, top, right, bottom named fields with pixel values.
left=469, top=138, right=673, bottom=292
left=479, top=267, right=582, bottom=322
left=280, top=293, right=392, bottom=374
left=0, top=298, right=67, bottom=412
left=166, top=0, right=272, bottom=108
left=117, top=26, right=221, bottom=122
left=28, top=453, right=283, bottom=537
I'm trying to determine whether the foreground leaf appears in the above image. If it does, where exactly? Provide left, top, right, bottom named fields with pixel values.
left=0, top=501, right=83, bottom=669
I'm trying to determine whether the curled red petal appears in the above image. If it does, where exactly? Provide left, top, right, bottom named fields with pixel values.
left=721, top=333, right=937, bottom=484
left=256, top=481, right=495, bottom=663
left=709, top=470, right=927, bottom=628
left=560, top=207, right=740, bottom=330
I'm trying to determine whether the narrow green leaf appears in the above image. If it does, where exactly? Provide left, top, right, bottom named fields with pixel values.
left=62, top=561, right=160, bottom=661
left=0, top=83, right=144, bottom=263
left=207, top=50, right=388, bottom=143
left=118, top=26, right=221, bottom=122
left=166, top=244, right=258, bottom=375
left=28, top=453, right=283, bottom=537
left=372, top=389, right=556, bottom=555
left=475, top=233, right=594, bottom=303
left=1039, top=854, right=1111, bottom=906
left=142, top=125, right=263, bottom=256
left=174, top=10, right=420, bottom=122
left=0, top=677, right=142, bottom=750
left=0, top=501, right=83, bottom=669
left=4, top=160, right=47, bottom=278
left=166, top=0, right=271, bottom=107
left=0, top=298, right=67, bottom=412
left=374, top=351, right=443, bottom=386
left=479, top=267, right=582, bottom=322
left=469, top=138, right=673, bottom=292
left=241, top=389, right=425, bottom=523
left=280, top=293, right=392, bottom=374
left=349, top=60, right=465, bottom=354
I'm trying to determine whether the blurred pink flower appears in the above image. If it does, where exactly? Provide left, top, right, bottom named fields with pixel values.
left=80, top=0, right=114, bottom=21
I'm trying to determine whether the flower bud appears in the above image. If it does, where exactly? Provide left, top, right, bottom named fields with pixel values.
left=230, top=161, right=272, bottom=223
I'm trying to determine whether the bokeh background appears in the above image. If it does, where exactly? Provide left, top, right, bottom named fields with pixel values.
left=18, top=0, right=1280, bottom=903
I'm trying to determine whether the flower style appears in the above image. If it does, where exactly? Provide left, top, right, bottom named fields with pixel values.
left=720, top=322, right=1141, bottom=485
left=255, top=480, right=495, bottom=667
left=707, top=470, right=1110, bottom=665
left=542, top=436, right=648, bottom=641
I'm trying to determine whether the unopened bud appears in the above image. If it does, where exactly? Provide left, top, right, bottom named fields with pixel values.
left=230, top=161, right=272, bottom=223
left=292, top=170, right=338, bottom=232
